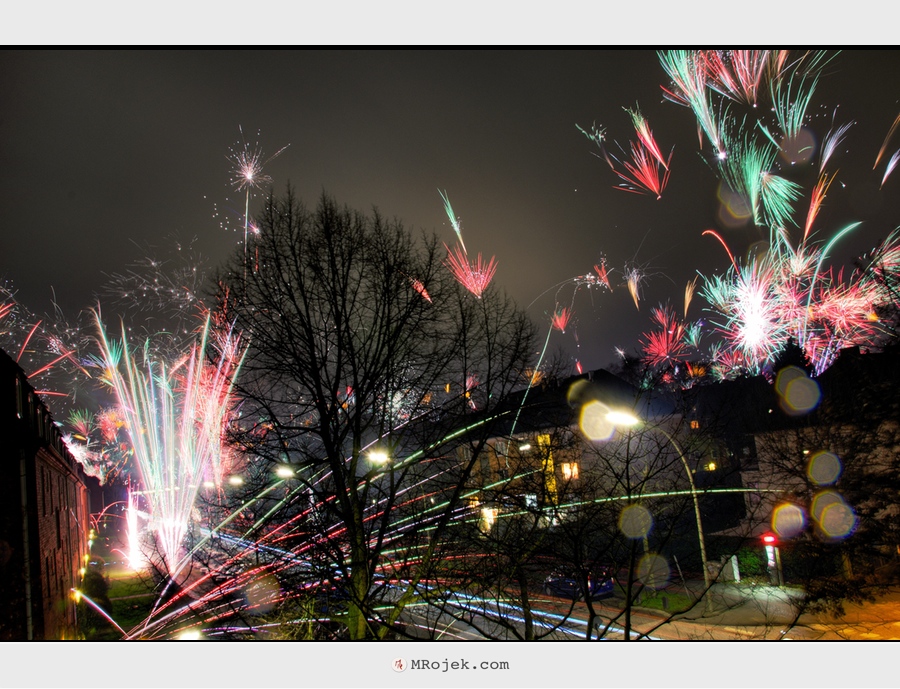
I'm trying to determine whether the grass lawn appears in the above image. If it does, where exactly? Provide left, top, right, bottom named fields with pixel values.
left=636, top=590, right=693, bottom=613
left=84, top=570, right=158, bottom=640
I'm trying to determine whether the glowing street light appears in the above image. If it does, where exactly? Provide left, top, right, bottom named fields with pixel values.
left=605, top=410, right=641, bottom=428
left=368, top=450, right=390, bottom=464
left=275, top=465, right=295, bottom=479
left=604, top=408, right=712, bottom=593
left=176, top=628, right=204, bottom=641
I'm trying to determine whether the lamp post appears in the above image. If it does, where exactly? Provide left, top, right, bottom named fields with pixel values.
left=606, top=410, right=712, bottom=593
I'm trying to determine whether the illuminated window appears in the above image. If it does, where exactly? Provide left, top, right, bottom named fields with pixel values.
left=524, top=493, right=537, bottom=509
left=468, top=496, right=480, bottom=510
left=690, top=420, right=700, bottom=429
left=560, top=462, right=579, bottom=480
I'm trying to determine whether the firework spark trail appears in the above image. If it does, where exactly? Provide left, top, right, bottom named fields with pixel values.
left=101, top=239, right=212, bottom=339
left=804, top=173, right=836, bottom=242
left=881, top=149, right=900, bottom=189
left=651, top=50, right=900, bottom=377
left=658, top=50, right=727, bottom=158
left=874, top=112, right=900, bottom=170
left=594, top=260, right=613, bottom=291
left=626, top=105, right=669, bottom=170
left=435, top=191, right=500, bottom=298
left=125, top=487, right=145, bottom=569
left=94, top=312, right=245, bottom=573
left=579, top=111, right=672, bottom=199
left=438, top=192, right=498, bottom=298
left=73, top=589, right=128, bottom=637
left=0, top=286, right=94, bottom=408
left=228, top=127, right=290, bottom=195
left=608, top=139, right=673, bottom=199
left=705, top=50, right=772, bottom=105
left=624, top=266, right=643, bottom=310
left=16, top=320, right=42, bottom=363
left=718, top=135, right=801, bottom=233
left=701, top=259, right=783, bottom=368
left=684, top=276, right=699, bottom=318
left=760, top=170, right=804, bottom=233
left=820, top=120, right=853, bottom=172
left=408, top=276, right=433, bottom=303
left=438, top=189, right=466, bottom=254
left=770, top=67, right=820, bottom=141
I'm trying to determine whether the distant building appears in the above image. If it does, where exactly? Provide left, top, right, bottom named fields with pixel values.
left=687, top=346, right=900, bottom=578
left=0, top=349, right=96, bottom=640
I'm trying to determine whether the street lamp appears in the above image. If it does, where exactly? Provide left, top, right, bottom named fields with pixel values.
left=275, top=465, right=295, bottom=479
left=603, top=408, right=712, bottom=593
left=367, top=449, right=390, bottom=464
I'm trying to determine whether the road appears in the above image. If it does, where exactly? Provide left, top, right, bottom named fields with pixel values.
left=388, top=585, right=782, bottom=640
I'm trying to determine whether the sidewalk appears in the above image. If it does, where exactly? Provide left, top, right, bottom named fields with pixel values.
left=627, top=581, right=900, bottom=640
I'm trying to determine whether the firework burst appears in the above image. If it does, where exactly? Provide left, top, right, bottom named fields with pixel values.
left=579, top=107, right=673, bottom=199
left=551, top=305, right=572, bottom=333
left=226, top=127, right=289, bottom=275
left=444, top=244, right=498, bottom=299
left=438, top=192, right=498, bottom=298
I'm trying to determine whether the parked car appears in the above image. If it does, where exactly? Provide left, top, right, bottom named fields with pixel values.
left=542, top=566, right=615, bottom=600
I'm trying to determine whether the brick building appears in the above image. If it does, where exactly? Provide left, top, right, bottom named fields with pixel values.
left=0, top=349, right=96, bottom=640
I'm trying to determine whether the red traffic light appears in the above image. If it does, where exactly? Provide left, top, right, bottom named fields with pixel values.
left=762, top=533, right=777, bottom=544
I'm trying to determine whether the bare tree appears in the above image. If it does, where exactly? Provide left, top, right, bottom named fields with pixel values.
left=211, top=190, right=536, bottom=639
left=745, top=350, right=900, bottom=615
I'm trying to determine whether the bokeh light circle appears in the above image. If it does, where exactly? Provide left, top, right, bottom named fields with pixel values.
left=580, top=401, right=614, bottom=441
left=619, top=504, right=653, bottom=539
left=567, top=379, right=590, bottom=407
left=783, top=376, right=821, bottom=415
left=811, top=490, right=842, bottom=522
left=779, top=127, right=817, bottom=166
left=771, top=503, right=806, bottom=539
left=820, top=502, right=857, bottom=539
left=243, top=572, right=282, bottom=613
left=807, top=451, right=842, bottom=486
left=716, top=181, right=752, bottom=228
left=812, top=490, right=857, bottom=539
left=775, top=365, right=821, bottom=416
left=637, top=554, right=670, bottom=590
left=775, top=365, right=806, bottom=397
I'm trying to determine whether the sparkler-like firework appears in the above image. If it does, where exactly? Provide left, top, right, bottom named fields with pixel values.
left=94, top=312, right=245, bottom=572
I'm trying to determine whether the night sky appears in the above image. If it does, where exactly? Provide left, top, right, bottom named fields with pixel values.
left=3, top=50, right=899, bottom=373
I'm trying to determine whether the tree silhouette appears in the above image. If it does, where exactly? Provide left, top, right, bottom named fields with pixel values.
left=211, top=190, right=536, bottom=639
